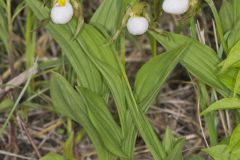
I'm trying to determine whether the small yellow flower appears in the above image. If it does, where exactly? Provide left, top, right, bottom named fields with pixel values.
left=57, top=0, right=66, bottom=6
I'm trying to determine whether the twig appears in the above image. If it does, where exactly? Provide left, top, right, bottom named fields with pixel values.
left=1, top=57, right=24, bottom=81
left=17, top=116, right=41, bottom=158
left=35, top=119, right=63, bottom=137
left=0, top=150, right=35, bottom=160
left=197, top=99, right=209, bottom=148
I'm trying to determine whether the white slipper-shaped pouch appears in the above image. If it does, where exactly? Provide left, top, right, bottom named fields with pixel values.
left=162, top=0, right=190, bottom=15
left=127, top=16, right=149, bottom=36
left=51, top=0, right=74, bottom=24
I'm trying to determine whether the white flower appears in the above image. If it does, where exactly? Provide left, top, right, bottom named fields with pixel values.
left=50, top=0, right=74, bottom=24
left=127, top=16, right=149, bottom=36
left=162, top=0, right=189, bottom=15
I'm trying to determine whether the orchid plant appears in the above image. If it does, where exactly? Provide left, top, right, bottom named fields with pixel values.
left=1, top=0, right=240, bottom=159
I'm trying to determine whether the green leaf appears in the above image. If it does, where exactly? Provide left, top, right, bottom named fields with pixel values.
left=227, top=21, right=240, bottom=49
left=203, top=145, right=229, bottom=160
left=204, top=144, right=240, bottom=160
left=219, top=0, right=236, bottom=32
left=63, top=131, right=75, bottom=160
left=125, top=95, right=166, bottom=160
left=0, top=4, right=8, bottom=52
left=218, top=68, right=239, bottom=94
left=219, top=0, right=240, bottom=49
left=201, top=98, right=240, bottom=115
left=77, top=87, right=126, bottom=157
left=81, top=24, right=166, bottom=160
left=26, top=0, right=107, bottom=96
left=198, top=83, right=218, bottom=145
left=165, top=138, right=185, bottom=160
left=40, top=153, right=65, bottom=160
left=148, top=30, right=231, bottom=96
left=162, top=127, right=175, bottom=153
left=50, top=73, right=110, bottom=160
left=90, top=0, right=136, bottom=34
left=90, top=0, right=124, bottom=33
left=134, top=45, right=189, bottom=111
left=82, top=48, right=127, bottom=130
left=229, top=123, right=240, bottom=151
left=220, top=40, right=240, bottom=72
left=162, top=128, right=185, bottom=160
left=233, top=71, right=240, bottom=96
left=123, top=45, right=189, bottom=159
left=187, top=155, right=205, bottom=160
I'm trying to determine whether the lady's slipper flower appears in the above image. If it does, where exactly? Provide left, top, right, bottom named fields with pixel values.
left=50, top=0, right=74, bottom=24
left=162, top=0, right=190, bottom=15
left=127, top=16, right=149, bottom=36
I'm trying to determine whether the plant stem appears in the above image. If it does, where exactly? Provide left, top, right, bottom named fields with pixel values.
left=190, top=17, right=197, bottom=40
left=205, top=0, right=228, bottom=53
left=120, top=32, right=125, bottom=68
left=150, top=35, right=157, bottom=57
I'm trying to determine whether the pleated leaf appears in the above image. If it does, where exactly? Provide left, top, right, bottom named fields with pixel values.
left=90, top=0, right=136, bottom=33
left=50, top=73, right=110, bottom=160
left=69, top=22, right=128, bottom=132
left=219, top=0, right=240, bottom=49
left=79, top=25, right=166, bottom=160
left=220, top=40, right=240, bottom=72
left=25, top=0, right=106, bottom=96
left=123, top=46, right=189, bottom=159
left=148, top=30, right=231, bottom=96
left=134, top=45, right=189, bottom=111
left=77, top=87, right=126, bottom=157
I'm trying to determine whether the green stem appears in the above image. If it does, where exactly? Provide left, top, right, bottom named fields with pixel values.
left=150, top=35, right=157, bottom=57
left=205, top=0, right=228, bottom=53
left=25, top=8, right=35, bottom=68
left=120, top=32, right=125, bottom=69
left=190, top=17, right=197, bottom=40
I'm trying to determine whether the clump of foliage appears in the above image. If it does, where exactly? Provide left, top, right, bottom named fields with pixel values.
left=1, top=0, right=240, bottom=159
